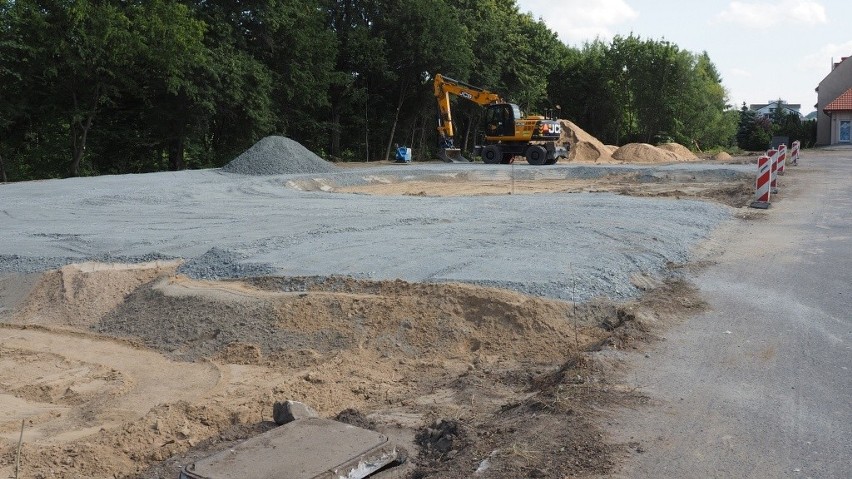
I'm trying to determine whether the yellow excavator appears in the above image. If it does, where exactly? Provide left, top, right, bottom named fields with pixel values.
left=434, top=74, right=568, bottom=165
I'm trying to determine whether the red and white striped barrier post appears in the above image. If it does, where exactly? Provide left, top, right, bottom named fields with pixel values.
left=750, top=154, right=772, bottom=209
left=791, top=140, right=800, bottom=165
left=767, top=148, right=779, bottom=194
left=777, top=144, right=787, bottom=175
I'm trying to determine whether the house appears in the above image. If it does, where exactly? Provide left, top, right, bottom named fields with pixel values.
left=749, top=100, right=802, bottom=118
left=815, top=56, right=852, bottom=145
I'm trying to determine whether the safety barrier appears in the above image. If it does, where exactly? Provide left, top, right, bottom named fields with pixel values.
left=750, top=154, right=772, bottom=209
left=777, top=144, right=787, bottom=175
left=767, top=148, right=779, bottom=194
left=791, top=140, right=800, bottom=165
left=751, top=140, right=801, bottom=209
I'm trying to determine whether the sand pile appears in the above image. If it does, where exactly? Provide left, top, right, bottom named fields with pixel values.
left=657, top=142, right=698, bottom=160
left=222, top=136, right=337, bottom=175
left=559, top=120, right=614, bottom=163
left=14, top=261, right=180, bottom=327
left=555, top=121, right=700, bottom=164
left=711, top=151, right=733, bottom=161
left=612, top=143, right=678, bottom=163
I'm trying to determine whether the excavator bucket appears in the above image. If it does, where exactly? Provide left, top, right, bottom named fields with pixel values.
left=438, top=148, right=470, bottom=163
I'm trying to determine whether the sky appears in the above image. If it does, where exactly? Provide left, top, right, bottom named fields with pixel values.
left=516, top=0, right=852, bottom=114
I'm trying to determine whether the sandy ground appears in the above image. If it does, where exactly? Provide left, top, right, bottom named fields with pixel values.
left=336, top=172, right=753, bottom=208
left=0, top=163, right=754, bottom=478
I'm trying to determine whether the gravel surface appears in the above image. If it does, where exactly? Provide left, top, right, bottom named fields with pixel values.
left=0, top=163, right=743, bottom=302
left=177, top=247, right=275, bottom=279
left=221, top=136, right=337, bottom=175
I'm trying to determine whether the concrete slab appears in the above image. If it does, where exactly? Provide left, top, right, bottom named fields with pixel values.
left=179, top=418, right=402, bottom=479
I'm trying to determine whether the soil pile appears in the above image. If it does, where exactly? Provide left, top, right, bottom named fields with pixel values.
left=711, top=151, right=733, bottom=161
left=14, top=261, right=179, bottom=328
left=1, top=262, right=707, bottom=479
left=222, top=136, right=337, bottom=175
left=559, top=120, right=614, bottom=163
left=612, top=143, right=677, bottom=163
left=658, top=142, right=698, bottom=160
left=93, top=275, right=605, bottom=363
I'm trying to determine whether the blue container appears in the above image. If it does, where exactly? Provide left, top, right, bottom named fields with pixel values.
left=395, top=146, right=412, bottom=163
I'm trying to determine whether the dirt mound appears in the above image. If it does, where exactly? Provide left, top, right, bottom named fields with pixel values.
left=1, top=260, right=711, bottom=478
left=13, top=261, right=180, bottom=327
left=612, top=143, right=677, bottom=163
left=711, top=151, right=733, bottom=161
left=657, top=142, right=698, bottom=160
left=92, top=275, right=604, bottom=364
left=2, top=267, right=617, bottom=478
left=559, top=120, right=615, bottom=163
left=222, top=136, right=337, bottom=176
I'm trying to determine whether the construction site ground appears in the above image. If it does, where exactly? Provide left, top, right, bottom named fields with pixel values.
left=3, top=151, right=843, bottom=478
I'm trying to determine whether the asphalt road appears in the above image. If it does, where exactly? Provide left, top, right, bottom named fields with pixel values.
left=609, top=149, right=852, bottom=478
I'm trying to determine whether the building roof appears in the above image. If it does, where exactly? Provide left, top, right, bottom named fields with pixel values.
left=750, top=101, right=801, bottom=111
left=824, top=88, right=852, bottom=113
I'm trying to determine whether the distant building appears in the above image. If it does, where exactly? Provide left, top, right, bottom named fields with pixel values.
left=815, top=56, right=852, bottom=145
left=749, top=100, right=802, bottom=118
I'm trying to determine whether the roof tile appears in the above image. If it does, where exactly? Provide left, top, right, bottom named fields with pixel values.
left=824, top=88, right=852, bottom=112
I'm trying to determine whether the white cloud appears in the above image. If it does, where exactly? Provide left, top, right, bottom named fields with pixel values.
left=730, top=68, right=753, bottom=77
left=516, top=0, right=638, bottom=44
left=799, top=40, right=852, bottom=72
left=716, top=1, right=827, bottom=29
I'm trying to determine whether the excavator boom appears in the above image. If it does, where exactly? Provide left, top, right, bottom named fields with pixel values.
left=434, top=74, right=503, bottom=162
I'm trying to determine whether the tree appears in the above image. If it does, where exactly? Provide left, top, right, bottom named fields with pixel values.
left=128, top=0, right=209, bottom=171
left=19, top=0, right=141, bottom=177
left=324, top=0, right=386, bottom=159
left=372, top=0, right=473, bottom=160
left=736, top=103, right=770, bottom=151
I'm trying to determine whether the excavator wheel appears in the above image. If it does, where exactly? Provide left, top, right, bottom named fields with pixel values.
left=525, top=145, right=548, bottom=165
left=482, top=145, right=502, bottom=164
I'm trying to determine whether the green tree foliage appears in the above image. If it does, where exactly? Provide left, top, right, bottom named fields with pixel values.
left=550, top=35, right=736, bottom=148
left=736, top=104, right=771, bottom=151
left=1, top=2, right=742, bottom=181
left=735, top=101, right=816, bottom=151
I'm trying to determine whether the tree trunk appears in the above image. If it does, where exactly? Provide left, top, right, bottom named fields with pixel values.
left=168, top=136, right=185, bottom=170
left=70, top=113, right=94, bottom=177
left=384, top=85, right=408, bottom=162
left=69, top=87, right=100, bottom=177
left=331, top=106, right=341, bottom=157
left=0, top=152, right=7, bottom=182
left=419, top=112, right=428, bottom=160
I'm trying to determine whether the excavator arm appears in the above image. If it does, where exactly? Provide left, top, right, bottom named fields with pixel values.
left=433, top=74, right=503, bottom=162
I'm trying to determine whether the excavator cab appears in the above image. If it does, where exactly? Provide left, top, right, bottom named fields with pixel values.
left=484, top=104, right=517, bottom=138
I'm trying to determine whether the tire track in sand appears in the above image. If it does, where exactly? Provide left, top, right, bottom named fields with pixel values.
left=0, top=325, right=222, bottom=443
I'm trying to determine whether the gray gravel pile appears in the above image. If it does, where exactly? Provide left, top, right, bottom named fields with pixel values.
left=177, top=248, right=275, bottom=280
left=222, top=136, right=337, bottom=175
